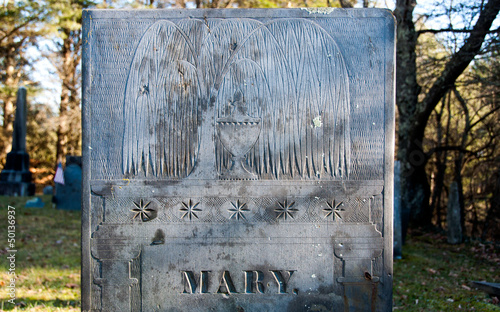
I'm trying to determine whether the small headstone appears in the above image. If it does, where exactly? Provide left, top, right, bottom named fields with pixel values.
left=0, top=87, right=35, bottom=196
left=472, top=281, right=500, bottom=297
left=43, top=185, right=53, bottom=195
left=25, top=197, right=45, bottom=208
left=394, top=161, right=402, bottom=259
left=447, top=181, right=463, bottom=244
left=54, top=156, right=82, bottom=210
left=82, top=9, right=395, bottom=311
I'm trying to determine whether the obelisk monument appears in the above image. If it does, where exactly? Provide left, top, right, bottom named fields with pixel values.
left=0, top=86, right=35, bottom=196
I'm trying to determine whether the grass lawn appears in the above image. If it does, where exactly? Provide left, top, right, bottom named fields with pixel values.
left=394, top=232, right=500, bottom=311
left=0, top=195, right=499, bottom=311
left=0, top=196, right=79, bottom=311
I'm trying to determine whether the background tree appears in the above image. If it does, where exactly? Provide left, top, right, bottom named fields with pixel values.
left=0, top=1, right=44, bottom=165
left=394, top=0, right=500, bottom=240
left=27, top=101, right=58, bottom=188
left=429, top=43, right=500, bottom=240
left=137, top=0, right=347, bottom=9
left=46, top=0, right=96, bottom=163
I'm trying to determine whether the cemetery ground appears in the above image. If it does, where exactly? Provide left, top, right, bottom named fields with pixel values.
left=0, top=196, right=498, bottom=311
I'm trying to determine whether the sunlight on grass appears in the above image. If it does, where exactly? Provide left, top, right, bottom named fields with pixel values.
left=0, top=196, right=80, bottom=311
left=0, top=268, right=80, bottom=311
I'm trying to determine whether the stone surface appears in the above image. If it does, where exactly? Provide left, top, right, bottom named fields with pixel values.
left=82, top=9, right=395, bottom=311
left=447, top=181, right=463, bottom=244
left=472, top=281, right=500, bottom=297
left=55, top=156, right=82, bottom=210
left=393, top=161, right=402, bottom=259
left=0, top=87, right=35, bottom=196
left=43, top=185, right=54, bottom=195
left=25, top=197, right=45, bottom=208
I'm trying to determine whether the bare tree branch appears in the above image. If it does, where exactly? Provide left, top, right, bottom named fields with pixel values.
left=418, top=26, right=500, bottom=36
left=417, top=0, right=500, bottom=131
left=0, top=17, right=38, bottom=43
left=338, top=0, right=353, bottom=8
left=468, top=104, right=500, bottom=130
left=426, top=145, right=475, bottom=157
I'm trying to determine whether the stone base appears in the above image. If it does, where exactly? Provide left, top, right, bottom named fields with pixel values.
left=2, top=151, right=31, bottom=172
left=0, top=181, right=35, bottom=196
left=0, top=150, right=35, bottom=196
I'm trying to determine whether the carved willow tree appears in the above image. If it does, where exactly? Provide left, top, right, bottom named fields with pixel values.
left=394, top=0, right=500, bottom=234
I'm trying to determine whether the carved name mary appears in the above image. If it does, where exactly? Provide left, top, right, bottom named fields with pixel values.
left=82, top=9, right=395, bottom=311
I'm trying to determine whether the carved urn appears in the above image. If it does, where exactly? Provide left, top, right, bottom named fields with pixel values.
left=216, top=93, right=261, bottom=180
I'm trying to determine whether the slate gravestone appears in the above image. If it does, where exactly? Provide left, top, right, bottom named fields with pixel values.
left=54, top=156, right=82, bottom=210
left=82, top=9, right=395, bottom=311
left=0, top=87, right=35, bottom=196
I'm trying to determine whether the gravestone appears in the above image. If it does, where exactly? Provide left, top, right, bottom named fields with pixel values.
left=447, top=181, right=462, bottom=244
left=54, top=156, right=82, bottom=210
left=0, top=87, right=35, bottom=196
left=25, top=197, right=45, bottom=208
left=43, top=185, right=53, bottom=195
left=472, top=281, right=500, bottom=297
left=82, top=9, right=395, bottom=311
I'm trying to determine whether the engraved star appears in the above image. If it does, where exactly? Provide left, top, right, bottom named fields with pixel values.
left=131, top=199, right=154, bottom=222
left=275, top=199, right=298, bottom=220
left=180, top=199, right=201, bottom=220
left=323, top=200, right=344, bottom=221
left=228, top=200, right=249, bottom=220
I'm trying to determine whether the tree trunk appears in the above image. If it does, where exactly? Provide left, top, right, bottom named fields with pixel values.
left=1, top=42, right=20, bottom=159
left=429, top=94, right=450, bottom=230
left=338, top=0, right=353, bottom=8
left=482, top=162, right=500, bottom=240
left=56, top=29, right=82, bottom=163
left=56, top=36, right=71, bottom=163
left=394, top=0, right=500, bottom=236
left=394, top=0, right=430, bottom=234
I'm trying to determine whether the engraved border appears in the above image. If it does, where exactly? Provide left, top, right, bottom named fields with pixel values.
left=81, top=9, right=93, bottom=311
left=382, top=11, right=396, bottom=312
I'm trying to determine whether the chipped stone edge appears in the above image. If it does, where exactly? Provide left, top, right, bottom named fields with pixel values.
left=300, top=7, right=336, bottom=15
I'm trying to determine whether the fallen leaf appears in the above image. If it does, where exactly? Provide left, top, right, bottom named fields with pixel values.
left=461, top=284, right=471, bottom=291
left=427, top=268, right=437, bottom=274
left=448, top=271, right=459, bottom=277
